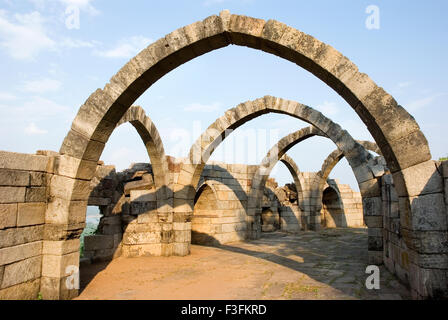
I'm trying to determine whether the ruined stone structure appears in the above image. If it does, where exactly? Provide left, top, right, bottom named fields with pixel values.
left=0, top=11, right=447, bottom=300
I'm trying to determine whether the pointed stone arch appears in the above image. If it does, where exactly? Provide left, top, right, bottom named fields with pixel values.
left=116, top=106, right=169, bottom=191
left=49, top=11, right=444, bottom=299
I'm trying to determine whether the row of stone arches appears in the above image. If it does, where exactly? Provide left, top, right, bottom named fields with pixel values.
left=38, top=11, right=445, bottom=299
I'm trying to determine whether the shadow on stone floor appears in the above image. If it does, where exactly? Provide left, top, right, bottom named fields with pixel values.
left=206, top=228, right=411, bottom=300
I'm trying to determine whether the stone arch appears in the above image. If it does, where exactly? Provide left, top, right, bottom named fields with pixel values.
left=321, top=185, right=345, bottom=228
left=194, top=181, right=220, bottom=206
left=248, top=126, right=324, bottom=220
left=179, top=97, right=374, bottom=208
left=192, top=182, right=219, bottom=245
left=116, top=106, right=169, bottom=191
left=50, top=11, right=444, bottom=299
left=60, top=10, right=430, bottom=202
left=248, top=123, right=382, bottom=233
left=279, top=154, right=305, bottom=208
left=318, top=140, right=383, bottom=192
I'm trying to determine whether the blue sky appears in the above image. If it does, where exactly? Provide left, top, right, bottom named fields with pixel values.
left=0, top=0, right=446, bottom=190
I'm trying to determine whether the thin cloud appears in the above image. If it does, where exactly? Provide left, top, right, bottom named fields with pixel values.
left=59, top=0, right=100, bottom=16
left=24, top=122, right=47, bottom=135
left=94, top=36, right=152, bottom=59
left=0, top=96, right=71, bottom=123
left=183, top=102, right=221, bottom=113
left=60, top=38, right=100, bottom=49
left=29, top=0, right=100, bottom=16
left=0, top=92, right=16, bottom=101
left=0, top=10, right=56, bottom=60
left=316, top=101, right=339, bottom=116
left=21, top=78, right=62, bottom=93
left=407, top=93, right=445, bottom=111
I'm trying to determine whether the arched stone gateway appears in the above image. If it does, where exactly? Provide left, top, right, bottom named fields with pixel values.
left=116, top=106, right=169, bottom=189
left=45, top=11, right=445, bottom=299
left=247, top=123, right=385, bottom=262
left=321, top=186, right=345, bottom=228
left=248, top=125, right=383, bottom=229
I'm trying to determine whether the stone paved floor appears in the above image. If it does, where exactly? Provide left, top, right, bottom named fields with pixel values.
left=76, top=228, right=411, bottom=300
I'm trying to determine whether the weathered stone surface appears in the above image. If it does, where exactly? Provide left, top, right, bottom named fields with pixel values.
left=30, top=172, right=46, bottom=186
left=0, top=151, right=50, bottom=172
left=84, top=234, right=114, bottom=251
left=25, top=187, right=47, bottom=202
left=50, top=175, right=91, bottom=201
left=43, top=223, right=84, bottom=241
left=0, top=225, right=44, bottom=249
left=17, top=202, right=46, bottom=227
left=1, top=256, right=41, bottom=288
left=0, top=169, right=30, bottom=186
left=0, top=278, right=40, bottom=300
left=408, top=193, right=447, bottom=231
left=402, top=230, right=448, bottom=254
left=46, top=198, right=87, bottom=225
left=0, top=204, right=17, bottom=229
left=41, top=251, right=79, bottom=278
left=130, top=189, right=157, bottom=202
left=392, top=160, right=443, bottom=197
left=0, top=187, right=26, bottom=203
left=42, top=239, right=80, bottom=255
left=0, top=241, right=42, bottom=265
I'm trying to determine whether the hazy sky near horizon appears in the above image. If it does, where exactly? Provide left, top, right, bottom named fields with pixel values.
left=0, top=0, right=446, bottom=190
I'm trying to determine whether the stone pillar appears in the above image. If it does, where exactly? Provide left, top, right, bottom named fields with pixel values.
left=392, top=160, right=448, bottom=299
left=41, top=155, right=96, bottom=300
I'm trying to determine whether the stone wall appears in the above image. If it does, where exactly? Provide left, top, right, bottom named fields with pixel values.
left=0, top=151, right=53, bottom=299
left=380, top=173, right=410, bottom=286
left=321, top=179, right=364, bottom=228
left=1, top=149, right=444, bottom=299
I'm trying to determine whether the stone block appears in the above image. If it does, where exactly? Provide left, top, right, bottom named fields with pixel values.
left=25, top=187, right=47, bottom=202
left=101, top=224, right=122, bottom=235
left=136, top=212, right=158, bottom=223
left=392, top=160, right=443, bottom=197
left=0, top=169, right=30, bottom=186
left=131, top=201, right=157, bottom=215
left=0, top=187, right=26, bottom=203
left=130, top=189, right=157, bottom=202
left=402, top=229, right=448, bottom=254
left=1, top=256, right=41, bottom=289
left=50, top=175, right=92, bottom=202
left=42, top=239, right=80, bottom=255
left=123, top=231, right=161, bottom=245
left=0, top=151, right=50, bottom=172
left=173, top=242, right=190, bottom=256
left=174, top=230, right=191, bottom=243
left=173, top=222, right=191, bottom=231
left=359, top=179, right=381, bottom=198
left=87, top=197, right=110, bottom=206
left=408, top=193, right=447, bottom=231
left=17, top=202, right=46, bottom=227
left=409, top=264, right=448, bottom=299
left=0, top=204, right=17, bottom=229
left=46, top=198, right=87, bottom=225
left=124, top=180, right=154, bottom=195
left=362, top=197, right=382, bottom=216
left=0, top=241, right=42, bottom=266
left=0, top=225, right=43, bottom=249
left=40, top=275, right=78, bottom=300
left=0, top=278, right=40, bottom=300
left=30, top=172, right=46, bottom=186
left=122, top=243, right=162, bottom=257
left=84, top=235, right=114, bottom=251
left=41, top=251, right=79, bottom=278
